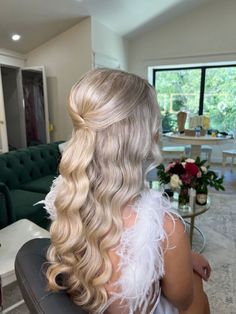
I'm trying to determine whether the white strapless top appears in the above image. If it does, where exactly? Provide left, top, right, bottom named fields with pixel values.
left=41, top=177, right=179, bottom=314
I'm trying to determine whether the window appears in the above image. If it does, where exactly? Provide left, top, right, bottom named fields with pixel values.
left=153, top=64, right=236, bottom=133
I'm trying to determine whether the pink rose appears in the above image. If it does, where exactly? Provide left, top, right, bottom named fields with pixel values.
left=197, top=171, right=202, bottom=178
left=165, top=162, right=176, bottom=172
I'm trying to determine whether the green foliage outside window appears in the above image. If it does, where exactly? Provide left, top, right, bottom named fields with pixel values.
left=154, top=66, right=236, bottom=133
left=204, top=67, right=236, bottom=132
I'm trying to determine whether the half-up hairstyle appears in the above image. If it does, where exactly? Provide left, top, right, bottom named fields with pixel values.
left=46, top=68, right=162, bottom=313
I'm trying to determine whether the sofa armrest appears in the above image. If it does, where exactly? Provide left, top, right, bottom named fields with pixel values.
left=0, top=182, right=16, bottom=228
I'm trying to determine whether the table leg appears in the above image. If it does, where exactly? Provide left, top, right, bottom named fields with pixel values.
left=189, top=216, right=195, bottom=248
left=191, top=145, right=201, bottom=159
left=185, top=220, right=206, bottom=253
left=192, top=225, right=206, bottom=253
left=222, top=153, right=226, bottom=175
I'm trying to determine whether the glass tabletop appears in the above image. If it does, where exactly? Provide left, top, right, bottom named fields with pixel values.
left=148, top=181, right=210, bottom=218
left=171, top=192, right=210, bottom=218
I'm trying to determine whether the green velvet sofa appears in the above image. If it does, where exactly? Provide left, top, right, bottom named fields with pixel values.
left=0, top=142, right=62, bottom=230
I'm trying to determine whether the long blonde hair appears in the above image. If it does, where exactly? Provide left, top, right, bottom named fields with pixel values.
left=46, top=68, right=161, bottom=313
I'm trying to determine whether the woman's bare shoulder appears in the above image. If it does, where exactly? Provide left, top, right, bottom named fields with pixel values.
left=163, top=212, right=185, bottom=239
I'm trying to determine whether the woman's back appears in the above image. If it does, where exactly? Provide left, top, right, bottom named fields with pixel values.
left=43, top=68, right=210, bottom=314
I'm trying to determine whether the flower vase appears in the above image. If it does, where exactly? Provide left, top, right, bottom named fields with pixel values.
left=178, top=186, right=190, bottom=212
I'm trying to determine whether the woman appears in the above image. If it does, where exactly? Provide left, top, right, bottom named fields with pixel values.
left=44, top=68, right=211, bottom=313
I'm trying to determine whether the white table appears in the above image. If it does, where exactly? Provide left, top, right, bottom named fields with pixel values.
left=165, top=132, right=232, bottom=159
left=0, top=219, right=49, bottom=313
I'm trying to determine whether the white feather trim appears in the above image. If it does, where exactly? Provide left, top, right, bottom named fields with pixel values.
left=107, top=190, right=177, bottom=314
left=36, top=175, right=62, bottom=220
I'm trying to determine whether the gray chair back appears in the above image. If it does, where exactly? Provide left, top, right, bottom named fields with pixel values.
left=15, top=238, right=88, bottom=314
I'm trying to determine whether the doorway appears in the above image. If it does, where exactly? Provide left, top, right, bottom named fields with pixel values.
left=0, top=65, right=49, bottom=151
left=22, top=69, right=47, bottom=146
left=1, top=66, right=26, bottom=150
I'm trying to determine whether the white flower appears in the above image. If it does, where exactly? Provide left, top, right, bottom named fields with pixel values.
left=182, top=162, right=186, bottom=168
left=201, top=166, right=207, bottom=173
left=170, top=174, right=182, bottom=189
left=185, top=158, right=195, bottom=163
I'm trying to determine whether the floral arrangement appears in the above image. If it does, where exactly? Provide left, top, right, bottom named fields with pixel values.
left=157, top=157, right=224, bottom=192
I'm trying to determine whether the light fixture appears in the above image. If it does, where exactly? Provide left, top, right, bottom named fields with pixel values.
left=12, top=34, right=21, bottom=41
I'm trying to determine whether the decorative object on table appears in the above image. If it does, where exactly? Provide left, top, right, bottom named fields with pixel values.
left=163, top=188, right=174, bottom=199
left=189, top=115, right=210, bottom=130
left=184, top=127, right=206, bottom=137
left=195, top=184, right=208, bottom=205
left=177, top=111, right=187, bottom=133
left=157, top=157, right=225, bottom=210
left=185, top=114, right=210, bottom=137
left=194, top=126, right=201, bottom=137
left=189, top=187, right=196, bottom=211
left=178, top=185, right=189, bottom=211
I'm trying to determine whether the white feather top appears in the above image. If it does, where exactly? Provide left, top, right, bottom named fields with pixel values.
left=105, top=189, right=178, bottom=314
left=41, top=177, right=179, bottom=314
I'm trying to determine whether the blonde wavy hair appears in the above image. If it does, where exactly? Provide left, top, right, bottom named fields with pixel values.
left=46, top=68, right=162, bottom=313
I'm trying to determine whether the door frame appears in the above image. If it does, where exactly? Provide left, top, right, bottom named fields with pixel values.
left=17, top=68, right=27, bottom=148
left=0, top=67, right=9, bottom=152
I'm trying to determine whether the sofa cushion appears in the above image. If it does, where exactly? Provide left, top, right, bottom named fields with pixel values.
left=20, top=175, right=56, bottom=194
left=0, top=142, right=63, bottom=229
left=0, top=152, right=33, bottom=189
left=0, top=143, right=60, bottom=190
left=26, top=145, right=60, bottom=179
left=9, top=190, right=49, bottom=226
left=0, top=183, right=15, bottom=228
left=27, top=208, right=51, bottom=230
left=0, top=192, right=9, bottom=229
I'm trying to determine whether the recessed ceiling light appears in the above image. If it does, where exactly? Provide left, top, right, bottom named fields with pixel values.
left=12, top=34, right=21, bottom=41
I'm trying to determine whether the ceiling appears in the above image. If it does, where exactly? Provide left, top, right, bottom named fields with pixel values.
left=0, top=0, right=212, bottom=54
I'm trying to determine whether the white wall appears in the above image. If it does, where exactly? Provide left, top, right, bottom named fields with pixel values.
left=92, top=18, right=128, bottom=70
left=0, top=49, right=25, bottom=68
left=26, top=18, right=92, bottom=141
left=1, top=18, right=128, bottom=144
left=128, top=0, right=236, bottom=78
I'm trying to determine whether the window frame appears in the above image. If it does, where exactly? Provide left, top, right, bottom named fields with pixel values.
left=152, top=63, right=236, bottom=117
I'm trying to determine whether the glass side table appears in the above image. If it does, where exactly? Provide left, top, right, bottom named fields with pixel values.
left=171, top=193, right=210, bottom=253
